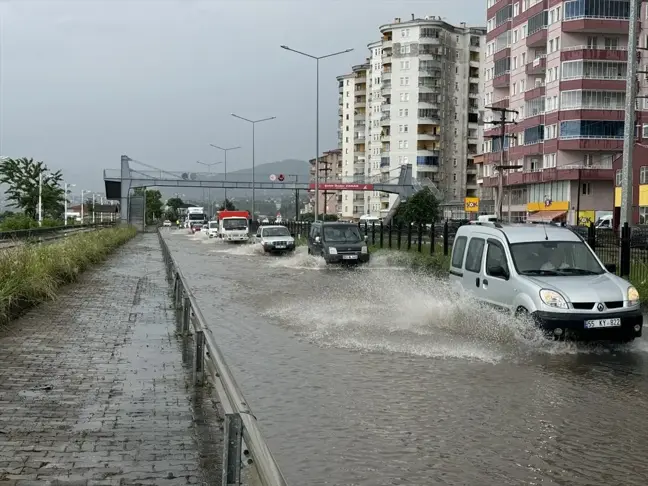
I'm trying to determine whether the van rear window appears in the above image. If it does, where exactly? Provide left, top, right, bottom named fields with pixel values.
left=451, top=236, right=468, bottom=268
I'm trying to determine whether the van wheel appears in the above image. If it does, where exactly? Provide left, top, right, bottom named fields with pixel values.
left=514, top=307, right=530, bottom=319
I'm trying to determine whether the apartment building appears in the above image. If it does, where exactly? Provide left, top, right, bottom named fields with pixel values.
left=308, top=149, right=343, bottom=216
left=481, top=0, right=645, bottom=224
left=337, top=64, right=370, bottom=219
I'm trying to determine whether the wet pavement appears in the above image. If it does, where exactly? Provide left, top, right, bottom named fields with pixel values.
left=0, top=234, right=221, bottom=485
left=162, top=228, right=648, bottom=486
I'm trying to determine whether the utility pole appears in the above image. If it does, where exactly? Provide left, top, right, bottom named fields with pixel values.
left=484, top=106, right=520, bottom=221
left=620, top=0, right=641, bottom=228
left=319, top=155, right=332, bottom=217
left=38, top=172, right=43, bottom=226
left=288, top=174, right=300, bottom=221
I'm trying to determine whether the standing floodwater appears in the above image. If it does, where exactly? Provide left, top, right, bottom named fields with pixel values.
left=164, top=229, right=648, bottom=486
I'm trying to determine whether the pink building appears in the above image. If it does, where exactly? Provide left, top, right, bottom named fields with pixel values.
left=308, top=149, right=343, bottom=216
left=481, top=0, right=643, bottom=224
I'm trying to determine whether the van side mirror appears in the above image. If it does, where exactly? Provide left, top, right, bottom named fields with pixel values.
left=315, top=236, right=321, bottom=243
left=605, top=263, right=616, bottom=273
left=489, top=265, right=509, bottom=280
left=290, top=233, right=295, bottom=238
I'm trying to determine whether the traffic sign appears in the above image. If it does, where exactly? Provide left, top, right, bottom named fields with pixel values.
left=464, top=197, right=480, bottom=212
left=269, top=174, right=277, bottom=181
left=308, top=183, right=374, bottom=191
left=278, top=174, right=285, bottom=182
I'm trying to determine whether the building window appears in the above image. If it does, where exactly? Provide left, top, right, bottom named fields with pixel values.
left=615, top=169, right=622, bottom=186
left=559, top=120, right=624, bottom=139
left=641, top=207, right=648, bottom=224
left=582, top=182, right=591, bottom=195
left=640, top=166, right=648, bottom=184
left=564, top=0, right=630, bottom=20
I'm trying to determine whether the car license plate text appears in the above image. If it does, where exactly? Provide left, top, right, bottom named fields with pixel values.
left=342, top=254, right=358, bottom=260
left=584, top=318, right=621, bottom=329
left=275, top=244, right=286, bottom=249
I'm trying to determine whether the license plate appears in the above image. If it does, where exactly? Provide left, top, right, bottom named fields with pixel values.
left=342, top=254, right=358, bottom=260
left=275, top=244, right=286, bottom=249
left=584, top=318, right=622, bottom=329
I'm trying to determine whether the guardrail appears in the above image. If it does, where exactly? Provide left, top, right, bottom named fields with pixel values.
left=157, top=229, right=288, bottom=486
left=0, top=222, right=116, bottom=241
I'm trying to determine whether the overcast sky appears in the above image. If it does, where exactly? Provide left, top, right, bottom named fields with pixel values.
left=0, top=0, right=484, bottom=193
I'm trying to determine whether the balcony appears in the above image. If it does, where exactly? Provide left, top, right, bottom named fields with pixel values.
left=558, top=136, right=624, bottom=151
left=468, top=91, right=480, bottom=99
left=354, top=119, right=366, bottom=127
left=418, top=131, right=440, bottom=141
left=481, top=167, right=614, bottom=187
left=491, top=97, right=509, bottom=109
left=525, top=56, right=546, bottom=75
left=418, top=83, right=442, bottom=93
left=561, top=46, right=628, bottom=62
left=381, top=133, right=391, bottom=142
left=526, top=28, right=547, bottom=48
left=417, top=149, right=440, bottom=157
left=562, top=17, right=631, bottom=34
left=381, top=84, right=391, bottom=95
left=382, top=71, right=392, bottom=81
left=354, top=97, right=366, bottom=108
left=380, top=157, right=390, bottom=168
left=355, top=87, right=367, bottom=96
left=524, top=85, right=545, bottom=101
left=380, top=115, right=391, bottom=126
left=493, top=73, right=510, bottom=89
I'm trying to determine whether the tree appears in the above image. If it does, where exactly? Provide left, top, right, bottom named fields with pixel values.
left=219, top=198, right=236, bottom=211
left=394, top=187, right=439, bottom=226
left=0, top=157, right=65, bottom=219
left=166, top=197, right=184, bottom=212
left=133, top=187, right=163, bottom=223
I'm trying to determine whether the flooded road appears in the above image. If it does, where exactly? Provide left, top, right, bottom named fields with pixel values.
left=162, top=229, right=648, bottom=486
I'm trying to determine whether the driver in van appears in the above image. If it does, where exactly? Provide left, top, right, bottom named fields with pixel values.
left=540, top=248, right=569, bottom=271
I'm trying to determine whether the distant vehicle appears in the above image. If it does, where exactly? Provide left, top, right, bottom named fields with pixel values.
left=207, top=220, right=219, bottom=238
left=162, top=220, right=172, bottom=227
left=201, top=224, right=209, bottom=233
left=256, top=225, right=295, bottom=254
left=449, top=222, right=642, bottom=342
left=217, top=210, right=250, bottom=243
left=187, top=207, right=208, bottom=227
left=307, top=221, right=370, bottom=265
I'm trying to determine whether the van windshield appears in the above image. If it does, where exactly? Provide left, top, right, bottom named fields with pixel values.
left=510, top=241, right=604, bottom=276
left=223, top=218, right=248, bottom=230
left=209, top=222, right=218, bottom=228
left=323, top=225, right=362, bottom=243
left=263, top=227, right=290, bottom=237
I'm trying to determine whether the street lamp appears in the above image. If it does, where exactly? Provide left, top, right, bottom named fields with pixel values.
left=280, top=44, right=353, bottom=220
left=231, top=114, right=276, bottom=218
left=197, top=160, right=223, bottom=216
left=64, top=182, right=75, bottom=226
left=209, top=144, right=241, bottom=203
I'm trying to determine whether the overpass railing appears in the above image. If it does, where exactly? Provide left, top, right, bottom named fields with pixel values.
left=157, top=229, right=288, bottom=486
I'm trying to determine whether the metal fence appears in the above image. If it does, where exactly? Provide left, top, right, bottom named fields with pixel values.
left=0, top=222, right=117, bottom=249
left=279, top=220, right=648, bottom=283
left=157, top=229, right=288, bottom=486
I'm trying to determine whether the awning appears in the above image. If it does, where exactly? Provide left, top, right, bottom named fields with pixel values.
left=527, top=210, right=567, bottom=222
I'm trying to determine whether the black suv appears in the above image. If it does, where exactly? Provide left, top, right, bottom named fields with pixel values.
left=307, top=221, right=370, bottom=264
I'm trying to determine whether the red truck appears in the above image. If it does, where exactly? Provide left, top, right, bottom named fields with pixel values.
left=217, top=210, right=250, bottom=242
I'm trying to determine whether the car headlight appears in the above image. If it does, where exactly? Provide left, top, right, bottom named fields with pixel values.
left=539, top=289, right=568, bottom=309
left=329, top=247, right=337, bottom=255
left=628, top=286, right=640, bottom=305
left=361, top=245, right=368, bottom=254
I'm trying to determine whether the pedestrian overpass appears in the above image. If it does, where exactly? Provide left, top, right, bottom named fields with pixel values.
left=103, top=155, right=423, bottom=224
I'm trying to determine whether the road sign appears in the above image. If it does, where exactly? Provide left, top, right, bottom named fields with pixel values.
left=269, top=174, right=277, bottom=181
left=464, top=197, right=480, bottom=212
left=278, top=174, right=285, bottom=182
left=308, top=183, right=374, bottom=191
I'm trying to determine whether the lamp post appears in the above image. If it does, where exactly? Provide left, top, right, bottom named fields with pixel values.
left=197, top=160, right=223, bottom=217
left=64, top=182, right=75, bottom=225
left=38, top=172, right=43, bottom=226
left=209, top=144, right=241, bottom=204
left=280, top=44, right=353, bottom=220
left=80, top=189, right=89, bottom=223
left=231, top=114, right=276, bottom=219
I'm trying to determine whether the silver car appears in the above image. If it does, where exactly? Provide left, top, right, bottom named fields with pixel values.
left=449, top=222, right=642, bottom=342
left=256, top=225, right=296, bottom=253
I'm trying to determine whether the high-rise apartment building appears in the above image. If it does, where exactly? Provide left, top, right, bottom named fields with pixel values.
left=337, top=16, right=486, bottom=221
left=481, top=0, right=642, bottom=224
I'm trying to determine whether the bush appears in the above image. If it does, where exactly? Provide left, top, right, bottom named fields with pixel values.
left=0, top=214, right=64, bottom=231
left=0, top=225, right=137, bottom=323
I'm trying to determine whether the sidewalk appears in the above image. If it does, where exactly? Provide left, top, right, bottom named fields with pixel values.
left=0, top=234, right=222, bottom=485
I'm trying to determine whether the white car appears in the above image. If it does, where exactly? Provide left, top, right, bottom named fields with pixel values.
left=207, top=221, right=219, bottom=238
left=256, top=225, right=296, bottom=254
left=162, top=220, right=172, bottom=227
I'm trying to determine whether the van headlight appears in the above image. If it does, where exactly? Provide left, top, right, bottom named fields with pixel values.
left=628, top=286, right=640, bottom=306
left=328, top=247, right=337, bottom=255
left=539, top=289, right=568, bottom=309
left=361, top=245, right=368, bottom=254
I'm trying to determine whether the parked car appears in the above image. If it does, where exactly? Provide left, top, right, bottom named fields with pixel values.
left=162, top=220, right=172, bottom=227
left=307, top=221, right=370, bottom=265
left=449, top=221, right=642, bottom=342
left=256, top=225, right=295, bottom=254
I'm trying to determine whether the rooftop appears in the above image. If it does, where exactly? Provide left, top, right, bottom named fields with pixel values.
left=460, top=222, right=583, bottom=244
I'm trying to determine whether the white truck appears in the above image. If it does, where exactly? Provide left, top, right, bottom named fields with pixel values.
left=217, top=210, right=250, bottom=243
left=186, top=206, right=208, bottom=231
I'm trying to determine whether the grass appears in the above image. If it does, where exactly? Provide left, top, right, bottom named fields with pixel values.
left=0, top=225, right=137, bottom=324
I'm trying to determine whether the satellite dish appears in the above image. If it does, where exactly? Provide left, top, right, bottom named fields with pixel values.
left=181, top=173, right=189, bottom=180
left=189, top=173, right=197, bottom=180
